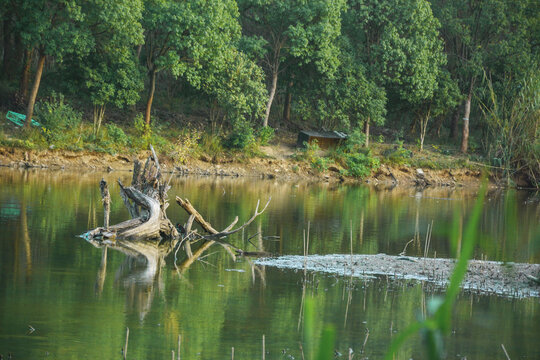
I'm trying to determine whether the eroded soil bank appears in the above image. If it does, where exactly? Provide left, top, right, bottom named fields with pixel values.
left=255, top=254, right=540, bottom=298
left=0, top=145, right=485, bottom=187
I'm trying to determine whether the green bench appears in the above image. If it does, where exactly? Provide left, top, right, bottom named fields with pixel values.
left=6, top=111, right=41, bottom=127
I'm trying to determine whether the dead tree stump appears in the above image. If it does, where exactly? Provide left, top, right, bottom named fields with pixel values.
left=85, top=145, right=178, bottom=241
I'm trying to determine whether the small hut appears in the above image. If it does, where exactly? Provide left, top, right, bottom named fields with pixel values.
left=296, top=130, right=348, bottom=149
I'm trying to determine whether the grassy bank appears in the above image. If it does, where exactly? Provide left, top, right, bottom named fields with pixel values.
left=1, top=105, right=497, bottom=187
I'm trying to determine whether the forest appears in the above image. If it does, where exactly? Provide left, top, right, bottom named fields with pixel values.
left=0, top=0, right=538, bottom=185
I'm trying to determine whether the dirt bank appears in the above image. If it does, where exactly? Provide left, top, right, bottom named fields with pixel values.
left=255, top=254, right=540, bottom=298
left=0, top=144, right=487, bottom=187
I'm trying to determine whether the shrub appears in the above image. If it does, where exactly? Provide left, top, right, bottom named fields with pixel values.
left=131, top=114, right=152, bottom=149
left=343, top=128, right=366, bottom=152
left=225, top=119, right=256, bottom=150
left=383, top=140, right=413, bottom=165
left=295, top=140, right=331, bottom=173
left=342, top=151, right=380, bottom=178
left=173, top=129, right=201, bottom=165
left=199, top=132, right=224, bottom=158
left=257, top=126, right=275, bottom=145
left=333, top=128, right=380, bottom=178
left=35, top=93, right=82, bottom=144
left=106, top=124, right=128, bottom=147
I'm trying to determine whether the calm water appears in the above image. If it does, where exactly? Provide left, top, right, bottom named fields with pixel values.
left=0, top=169, right=539, bottom=359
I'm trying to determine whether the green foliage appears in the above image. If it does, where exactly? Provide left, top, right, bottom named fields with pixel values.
left=257, top=126, right=275, bottom=145
left=239, top=0, right=346, bottom=125
left=35, top=93, right=82, bottom=144
left=131, top=113, right=152, bottom=149
left=225, top=119, right=256, bottom=150
left=203, top=49, right=267, bottom=125
left=341, top=151, right=380, bottom=178
left=18, top=0, right=91, bottom=61
left=342, top=128, right=366, bottom=153
left=62, top=0, right=144, bottom=109
left=105, top=124, right=128, bottom=147
left=199, top=132, right=224, bottom=159
left=173, top=129, right=202, bottom=165
left=383, top=141, right=413, bottom=165
left=328, top=130, right=381, bottom=178
left=345, top=0, right=446, bottom=105
left=294, top=141, right=331, bottom=173
left=480, top=70, right=540, bottom=185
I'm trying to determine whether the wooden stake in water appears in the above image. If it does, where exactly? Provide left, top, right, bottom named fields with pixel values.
left=123, top=327, right=129, bottom=360
left=501, top=344, right=511, bottom=360
left=99, top=178, right=111, bottom=229
left=262, top=334, right=265, bottom=360
left=177, top=335, right=181, bottom=360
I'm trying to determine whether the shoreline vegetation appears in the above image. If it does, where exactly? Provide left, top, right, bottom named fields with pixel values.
left=0, top=122, right=517, bottom=188
left=0, top=0, right=538, bottom=189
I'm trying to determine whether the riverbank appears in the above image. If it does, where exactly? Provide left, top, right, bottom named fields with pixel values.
left=0, top=137, right=492, bottom=187
left=255, top=254, right=540, bottom=298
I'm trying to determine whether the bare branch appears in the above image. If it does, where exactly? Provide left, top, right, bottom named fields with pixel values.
left=202, top=198, right=271, bottom=240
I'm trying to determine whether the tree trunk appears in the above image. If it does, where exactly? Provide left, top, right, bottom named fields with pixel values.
left=18, top=48, right=33, bottom=103
left=93, top=105, right=106, bottom=136
left=419, top=107, right=431, bottom=152
left=461, top=79, right=474, bottom=153
left=363, top=117, right=370, bottom=147
left=263, top=69, right=278, bottom=127
left=283, top=80, right=293, bottom=123
left=145, top=69, right=156, bottom=126
left=25, top=53, right=46, bottom=128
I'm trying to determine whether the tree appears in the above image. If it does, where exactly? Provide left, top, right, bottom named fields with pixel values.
left=416, top=70, right=461, bottom=151
left=64, top=0, right=144, bottom=136
left=239, top=0, right=346, bottom=127
left=18, top=0, right=91, bottom=128
left=293, top=37, right=387, bottom=134
left=141, top=0, right=243, bottom=126
left=430, top=0, right=538, bottom=153
left=201, top=48, right=267, bottom=131
left=343, top=0, right=446, bottom=145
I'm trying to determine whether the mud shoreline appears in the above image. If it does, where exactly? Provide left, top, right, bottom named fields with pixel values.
left=0, top=146, right=487, bottom=187
left=255, top=254, right=540, bottom=298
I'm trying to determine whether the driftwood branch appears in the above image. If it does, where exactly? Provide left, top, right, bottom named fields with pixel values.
left=202, top=198, right=271, bottom=240
left=176, top=197, right=219, bottom=234
left=174, top=196, right=272, bottom=270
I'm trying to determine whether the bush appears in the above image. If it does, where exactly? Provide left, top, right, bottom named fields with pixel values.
left=106, top=123, right=128, bottom=147
left=173, top=129, right=201, bottom=165
left=35, top=93, right=82, bottom=144
left=257, top=126, right=275, bottom=145
left=333, top=128, right=380, bottom=178
left=131, top=113, right=152, bottom=149
left=383, top=140, right=413, bottom=165
left=225, top=119, right=256, bottom=150
left=343, top=128, right=366, bottom=152
left=199, top=132, right=224, bottom=158
left=342, top=151, right=380, bottom=178
left=295, top=140, right=330, bottom=173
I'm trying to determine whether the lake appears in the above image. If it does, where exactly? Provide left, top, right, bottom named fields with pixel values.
left=0, top=169, right=538, bottom=359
